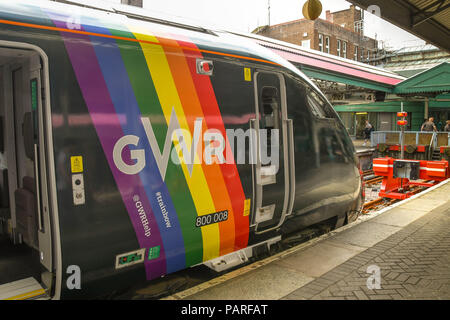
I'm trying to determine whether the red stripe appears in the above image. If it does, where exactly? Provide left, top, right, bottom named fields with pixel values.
left=176, top=38, right=249, bottom=251
left=156, top=35, right=237, bottom=256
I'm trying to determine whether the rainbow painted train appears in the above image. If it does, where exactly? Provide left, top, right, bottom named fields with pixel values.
left=0, top=0, right=363, bottom=299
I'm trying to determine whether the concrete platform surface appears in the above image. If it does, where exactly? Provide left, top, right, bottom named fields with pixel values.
left=165, top=179, right=450, bottom=300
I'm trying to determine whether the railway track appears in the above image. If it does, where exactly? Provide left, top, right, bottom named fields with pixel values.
left=366, top=176, right=383, bottom=185
left=362, top=181, right=430, bottom=214
left=362, top=197, right=395, bottom=213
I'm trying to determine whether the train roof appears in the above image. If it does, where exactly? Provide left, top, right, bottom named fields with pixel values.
left=0, top=0, right=319, bottom=87
left=52, top=1, right=405, bottom=88
left=3, top=0, right=404, bottom=94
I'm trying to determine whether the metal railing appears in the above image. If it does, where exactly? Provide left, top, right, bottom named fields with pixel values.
left=371, top=131, right=450, bottom=149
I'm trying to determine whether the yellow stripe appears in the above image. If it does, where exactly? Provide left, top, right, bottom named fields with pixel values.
left=129, top=25, right=220, bottom=261
left=5, top=289, right=46, bottom=300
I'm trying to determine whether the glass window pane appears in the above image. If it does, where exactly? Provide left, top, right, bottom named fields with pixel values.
left=318, top=34, right=323, bottom=52
left=308, top=89, right=337, bottom=119
left=307, top=92, right=326, bottom=118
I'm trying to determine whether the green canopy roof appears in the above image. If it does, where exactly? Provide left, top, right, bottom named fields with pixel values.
left=394, top=62, right=450, bottom=96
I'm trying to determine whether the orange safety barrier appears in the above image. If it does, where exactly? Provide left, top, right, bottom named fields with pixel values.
left=382, top=145, right=426, bottom=152
left=373, top=157, right=449, bottom=200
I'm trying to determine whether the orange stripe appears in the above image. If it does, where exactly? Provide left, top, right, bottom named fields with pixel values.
left=0, top=18, right=280, bottom=66
left=175, top=36, right=249, bottom=251
left=158, top=36, right=236, bottom=256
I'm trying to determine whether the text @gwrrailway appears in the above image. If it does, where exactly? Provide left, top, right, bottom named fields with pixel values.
left=180, top=304, right=269, bottom=318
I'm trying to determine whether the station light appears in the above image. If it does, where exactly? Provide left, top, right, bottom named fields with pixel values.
left=302, top=0, right=323, bottom=20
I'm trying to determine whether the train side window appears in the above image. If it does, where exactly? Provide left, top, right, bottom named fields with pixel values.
left=260, top=86, right=280, bottom=130
left=260, top=86, right=280, bottom=154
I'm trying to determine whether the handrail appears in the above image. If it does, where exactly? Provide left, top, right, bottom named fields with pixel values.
left=34, top=144, right=43, bottom=232
left=371, top=131, right=449, bottom=148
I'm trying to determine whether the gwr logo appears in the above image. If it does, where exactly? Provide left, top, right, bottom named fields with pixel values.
left=112, top=108, right=279, bottom=180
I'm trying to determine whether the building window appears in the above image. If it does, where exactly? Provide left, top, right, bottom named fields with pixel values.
left=325, top=36, right=330, bottom=54
left=337, top=40, right=341, bottom=57
left=354, top=20, right=364, bottom=34
left=360, top=48, right=364, bottom=61
left=343, top=42, right=347, bottom=59
left=354, top=46, right=358, bottom=61
left=367, top=50, right=370, bottom=61
left=301, top=40, right=311, bottom=49
left=318, top=34, right=323, bottom=52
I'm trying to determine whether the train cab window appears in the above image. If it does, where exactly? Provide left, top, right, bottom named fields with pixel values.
left=306, top=90, right=327, bottom=118
left=319, top=127, right=346, bottom=164
left=306, top=89, right=337, bottom=119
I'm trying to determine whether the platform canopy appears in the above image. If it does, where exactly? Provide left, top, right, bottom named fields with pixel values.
left=234, top=32, right=406, bottom=93
left=347, top=0, right=450, bottom=52
left=394, top=62, right=450, bottom=95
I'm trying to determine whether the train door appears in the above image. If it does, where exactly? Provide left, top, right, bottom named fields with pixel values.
left=26, top=52, right=53, bottom=274
left=0, top=46, right=53, bottom=293
left=251, top=71, right=295, bottom=234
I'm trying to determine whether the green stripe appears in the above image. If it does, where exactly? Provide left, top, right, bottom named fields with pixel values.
left=110, top=28, right=203, bottom=267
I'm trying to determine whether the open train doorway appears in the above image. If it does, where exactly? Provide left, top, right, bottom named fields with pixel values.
left=0, top=45, right=54, bottom=299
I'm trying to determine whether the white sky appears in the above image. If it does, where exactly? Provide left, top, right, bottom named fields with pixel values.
left=72, top=0, right=426, bottom=50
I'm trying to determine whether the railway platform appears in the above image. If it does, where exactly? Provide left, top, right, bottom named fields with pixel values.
left=164, top=179, right=450, bottom=300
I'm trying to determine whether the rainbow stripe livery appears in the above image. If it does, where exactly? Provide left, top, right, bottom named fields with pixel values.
left=41, top=5, right=249, bottom=279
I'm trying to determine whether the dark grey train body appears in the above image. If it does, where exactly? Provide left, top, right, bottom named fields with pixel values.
left=0, top=0, right=363, bottom=299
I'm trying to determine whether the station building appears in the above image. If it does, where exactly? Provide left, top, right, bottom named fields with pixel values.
left=335, top=44, right=450, bottom=136
left=373, top=44, right=450, bottom=78
left=334, top=62, right=450, bottom=136
left=254, top=5, right=378, bottom=63
left=252, top=4, right=449, bottom=138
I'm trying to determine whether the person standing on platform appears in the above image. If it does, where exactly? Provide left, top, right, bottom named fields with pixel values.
left=363, top=120, right=374, bottom=146
left=421, top=117, right=437, bottom=132
left=444, top=120, right=450, bottom=132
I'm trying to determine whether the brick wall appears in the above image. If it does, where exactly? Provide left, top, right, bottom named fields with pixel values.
left=257, top=19, right=316, bottom=49
left=256, top=17, right=378, bottom=62
left=121, top=0, right=143, bottom=7
left=314, top=19, right=377, bottom=60
left=329, top=5, right=362, bottom=33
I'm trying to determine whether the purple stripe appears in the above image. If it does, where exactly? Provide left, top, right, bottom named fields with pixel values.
left=51, top=19, right=166, bottom=278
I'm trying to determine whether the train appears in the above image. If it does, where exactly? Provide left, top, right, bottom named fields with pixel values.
left=0, top=0, right=363, bottom=299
